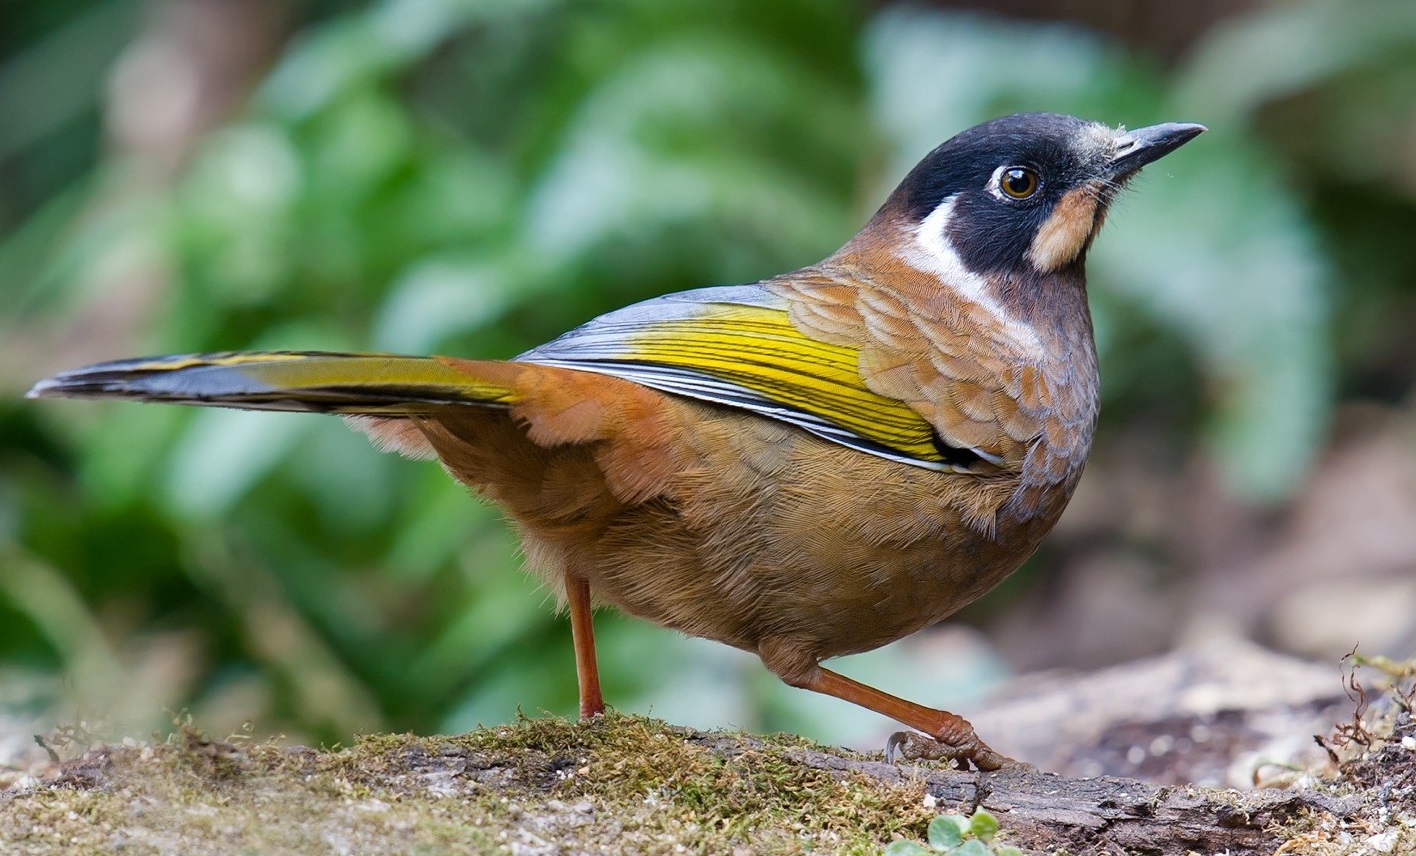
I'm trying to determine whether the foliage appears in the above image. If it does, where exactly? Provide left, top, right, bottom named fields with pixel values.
left=4, top=0, right=874, bottom=746
left=2, top=0, right=1414, bottom=748
left=884, top=808, right=1022, bottom=856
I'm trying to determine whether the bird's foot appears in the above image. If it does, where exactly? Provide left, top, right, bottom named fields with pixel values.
left=884, top=730, right=1025, bottom=772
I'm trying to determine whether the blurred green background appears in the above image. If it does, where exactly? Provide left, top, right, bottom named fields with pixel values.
left=3, top=0, right=1415, bottom=755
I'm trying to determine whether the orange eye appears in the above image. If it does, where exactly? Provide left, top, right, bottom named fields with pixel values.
left=1000, top=167, right=1039, bottom=199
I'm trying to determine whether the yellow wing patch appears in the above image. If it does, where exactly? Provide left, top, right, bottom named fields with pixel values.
left=621, top=306, right=942, bottom=464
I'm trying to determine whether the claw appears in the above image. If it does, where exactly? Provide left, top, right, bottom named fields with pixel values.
left=884, top=729, right=1017, bottom=772
left=885, top=731, right=910, bottom=764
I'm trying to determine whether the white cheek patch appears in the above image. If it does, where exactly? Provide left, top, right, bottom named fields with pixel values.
left=899, top=197, right=1042, bottom=355
left=905, top=198, right=990, bottom=301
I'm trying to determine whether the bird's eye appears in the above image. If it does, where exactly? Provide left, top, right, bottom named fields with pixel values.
left=999, top=167, right=1039, bottom=199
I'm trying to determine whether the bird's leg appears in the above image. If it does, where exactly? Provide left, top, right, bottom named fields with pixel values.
left=565, top=572, right=605, bottom=719
left=760, top=640, right=1011, bottom=770
left=808, top=667, right=1010, bottom=770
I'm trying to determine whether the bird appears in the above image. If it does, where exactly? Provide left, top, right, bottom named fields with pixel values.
left=28, top=112, right=1203, bottom=770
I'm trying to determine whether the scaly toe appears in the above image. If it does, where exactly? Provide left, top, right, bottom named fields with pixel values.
left=884, top=730, right=1019, bottom=772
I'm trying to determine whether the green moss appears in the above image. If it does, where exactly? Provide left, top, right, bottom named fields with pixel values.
left=1, top=713, right=933, bottom=855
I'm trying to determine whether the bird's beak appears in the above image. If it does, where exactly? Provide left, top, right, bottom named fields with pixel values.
left=1106, top=122, right=1206, bottom=177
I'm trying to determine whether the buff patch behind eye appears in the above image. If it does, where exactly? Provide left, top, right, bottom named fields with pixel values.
left=1027, top=186, right=1100, bottom=272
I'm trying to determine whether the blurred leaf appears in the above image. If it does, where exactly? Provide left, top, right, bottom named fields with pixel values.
left=952, top=841, right=990, bottom=856
left=374, top=256, right=520, bottom=353
left=0, top=1, right=137, bottom=162
left=966, top=809, right=999, bottom=841
left=260, top=0, right=561, bottom=121
left=0, top=543, right=133, bottom=721
left=524, top=34, right=859, bottom=273
left=162, top=411, right=311, bottom=521
left=1175, top=0, right=1416, bottom=127
left=927, top=815, right=965, bottom=849
left=176, top=124, right=304, bottom=303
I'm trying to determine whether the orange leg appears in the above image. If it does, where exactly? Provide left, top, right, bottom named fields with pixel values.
left=800, top=666, right=1011, bottom=771
left=565, top=573, right=605, bottom=719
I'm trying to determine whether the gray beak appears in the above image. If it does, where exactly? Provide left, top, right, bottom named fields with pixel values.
left=1107, top=122, right=1207, bottom=177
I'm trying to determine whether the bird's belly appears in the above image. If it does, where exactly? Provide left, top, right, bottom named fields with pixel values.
left=755, top=529, right=1042, bottom=658
left=566, top=493, right=1056, bottom=661
left=538, top=416, right=1073, bottom=662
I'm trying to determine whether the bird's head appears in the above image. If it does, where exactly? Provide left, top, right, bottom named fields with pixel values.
left=856, top=113, right=1204, bottom=285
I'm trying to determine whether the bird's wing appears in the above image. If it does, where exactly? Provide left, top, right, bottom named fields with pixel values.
left=767, top=268, right=1052, bottom=476
left=518, top=283, right=1000, bottom=472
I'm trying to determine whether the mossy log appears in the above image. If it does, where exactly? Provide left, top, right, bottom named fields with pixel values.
left=2, top=711, right=1410, bottom=855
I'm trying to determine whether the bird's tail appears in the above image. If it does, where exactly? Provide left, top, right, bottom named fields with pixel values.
left=26, top=351, right=517, bottom=415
